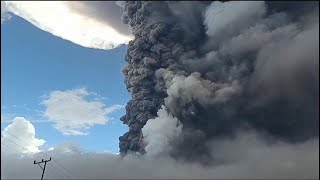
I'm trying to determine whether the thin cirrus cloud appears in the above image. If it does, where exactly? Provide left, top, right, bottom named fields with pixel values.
left=42, top=88, right=124, bottom=136
left=2, top=1, right=133, bottom=50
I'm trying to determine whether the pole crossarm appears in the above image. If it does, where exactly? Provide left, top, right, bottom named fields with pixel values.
left=34, top=157, right=52, bottom=180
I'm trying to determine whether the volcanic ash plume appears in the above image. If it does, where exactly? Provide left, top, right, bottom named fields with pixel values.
left=119, top=1, right=319, bottom=163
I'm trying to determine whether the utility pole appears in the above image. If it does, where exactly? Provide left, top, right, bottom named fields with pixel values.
left=34, top=157, right=51, bottom=180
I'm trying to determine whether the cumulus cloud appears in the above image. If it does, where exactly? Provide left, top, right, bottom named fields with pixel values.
left=1, top=131, right=318, bottom=179
left=1, top=117, right=45, bottom=155
left=2, top=1, right=132, bottom=49
left=42, top=88, right=124, bottom=136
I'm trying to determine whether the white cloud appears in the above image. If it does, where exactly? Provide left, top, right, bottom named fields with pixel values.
left=1, top=1, right=11, bottom=24
left=50, top=142, right=83, bottom=154
left=1, top=117, right=45, bottom=155
left=42, top=88, right=123, bottom=135
left=103, top=150, right=119, bottom=155
left=3, top=1, right=132, bottom=49
left=105, top=104, right=125, bottom=114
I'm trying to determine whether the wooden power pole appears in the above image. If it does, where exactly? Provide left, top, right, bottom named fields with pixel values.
left=34, top=157, right=51, bottom=180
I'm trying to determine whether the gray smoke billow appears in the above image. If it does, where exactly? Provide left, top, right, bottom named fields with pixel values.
left=65, top=1, right=131, bottom=36
left=1, top=136, right=319, bottom=179
left=1, top=1, right=319, bottom=179
left=118, top=0, right=319, bottom=163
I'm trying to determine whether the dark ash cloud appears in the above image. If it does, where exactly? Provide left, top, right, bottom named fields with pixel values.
left=118, top=1, right=319, bottom=167
left=65, top=1, right=131, bottom=36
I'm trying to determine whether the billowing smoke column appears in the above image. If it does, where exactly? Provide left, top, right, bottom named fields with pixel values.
left=119, top=1, right=319, bottom=162
left=119, top=1, right=209, bottom=155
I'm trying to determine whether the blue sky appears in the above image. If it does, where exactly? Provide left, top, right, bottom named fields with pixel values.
left=1, top=14, right=130, bottom=153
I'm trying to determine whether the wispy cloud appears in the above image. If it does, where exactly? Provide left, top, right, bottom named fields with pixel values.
left=1, top=113, right=16, bottom=123
left=42, top=88, right=124, bottom=135
left=105, top=104, right=125, bottom=114
left=1, top=106, right=50, bottom=124
left=2, top=1, right=132, bottom=49
left=1, top=119, right=50, bottom=124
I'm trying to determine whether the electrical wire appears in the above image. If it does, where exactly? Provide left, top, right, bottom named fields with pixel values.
left=1, top=130, right=72, bottom=179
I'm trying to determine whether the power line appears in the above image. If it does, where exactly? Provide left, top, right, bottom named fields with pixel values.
left=1, top=133, right=71, bottom=179
left=1, top=143, right=56, bottom=179
left=2, top=129, right=73, bottom=179
left=1, top=141, right=67, bottom=179
left=47, top=160, right=72, bottom=180
left=1, top=142, right=34, bottom=161
left=49, top=156, right=73, bottom=176
left=1, top=137, right=70, bottom=179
